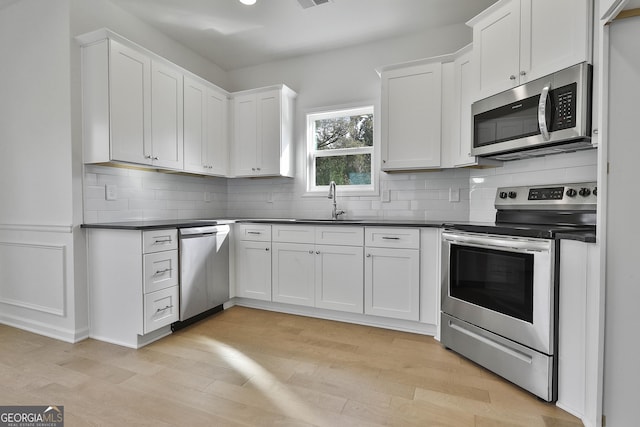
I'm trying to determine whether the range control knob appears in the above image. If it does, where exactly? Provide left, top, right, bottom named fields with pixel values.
left=499, top=191, right=508, bottom=199
left=508, top=191, right=517, bottom=199
left=566, top=188, right=577, bottom=197
left=593, top=187, right=598, bottom=196
left=579, top=188, right=591, bottom=197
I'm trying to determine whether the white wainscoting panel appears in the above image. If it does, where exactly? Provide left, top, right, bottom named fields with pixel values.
left=0, top=241, right=66, bottom=316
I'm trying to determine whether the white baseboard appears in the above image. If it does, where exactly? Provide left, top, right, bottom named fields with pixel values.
left=0, top=313, right=89, bottom=344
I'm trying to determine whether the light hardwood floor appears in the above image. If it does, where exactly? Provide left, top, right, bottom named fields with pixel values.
left=0, top=306, right=582, bottom=426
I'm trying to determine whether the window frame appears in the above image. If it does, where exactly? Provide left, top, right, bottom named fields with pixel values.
left=305, top=104, right=377, bottom=196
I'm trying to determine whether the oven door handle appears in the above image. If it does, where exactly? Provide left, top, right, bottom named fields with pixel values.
left=442, top=233, right=551, bottom=253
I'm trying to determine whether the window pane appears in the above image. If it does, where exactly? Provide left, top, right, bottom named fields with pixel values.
left=315, top=154, right=372, bottom=186
left=315, top=113, right=373, bottom=151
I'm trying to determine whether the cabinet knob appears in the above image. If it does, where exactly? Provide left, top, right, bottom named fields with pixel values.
left=153, top=156, right=159, bottom=160
left=509, top=75, right=517, bottom=81
left=366, top=253, right=371, bottom=257
left=316, top=251, right=320, bottom=255
left=309, top=250, right=314, bottom=254
left=265, top=247, right=270, bottom=252
left=252, top=168, right=256, bottom=171
left=145, top=154, right=152, bottom=159
left=256, top=167, right=261, bottom=171
left=520, top=70, right=527, bottom=76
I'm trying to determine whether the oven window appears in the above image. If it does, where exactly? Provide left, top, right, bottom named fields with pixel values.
left=449, top=244, right=534, bottom=323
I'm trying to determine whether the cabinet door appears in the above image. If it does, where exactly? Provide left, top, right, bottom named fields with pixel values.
left=151, top=61, right=183, bottom=169
left=257, top=90, right=281, bottom=175
left=381, top=62, right=442, bottom=170
left=471, top=0, right=521, bottom=99
left=451, top=48, right=478, bottom=167
left=232, top=93, right=258, bottom=176
left=183, top=76, right=207, bottom=174
left=364, top=247, right=419, bottom=321
left=109, top=39, right=151, bottom=165
left=521, top=0, right=590, bottom=83
left=206, top=88, right=228, bottom=176
left=315, top=245, right=364, bottom=313
left=272, top=242, right=315, bottom=307
left=235, top=240, right=272, bottom=301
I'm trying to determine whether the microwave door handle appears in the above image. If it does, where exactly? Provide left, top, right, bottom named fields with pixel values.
left=538, top=83, right=551, bottom=141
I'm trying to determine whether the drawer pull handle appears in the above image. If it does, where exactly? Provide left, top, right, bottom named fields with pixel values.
left=154, top=268, right=172, bottom=275
left=247, top=231, right=262, bottom=235
left=155, top=305, right=173, bottom=313
left=382, top=236, right=400, bottom=240
left=154, top=238, right=172, bottom=244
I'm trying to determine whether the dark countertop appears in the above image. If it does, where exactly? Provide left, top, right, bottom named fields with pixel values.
left=81, top=218, right=596, bottom=242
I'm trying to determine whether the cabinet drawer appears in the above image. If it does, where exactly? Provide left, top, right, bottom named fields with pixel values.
left=365, top=228, right=420, bottom=249
left=143, top=250, right=179, bottom=293
left=272, top=225, right=314, bottom=243
left=315, top=226, right=364, bottom=246
left=143, top=229, right=178, bottom=253
left=237, top=223, right=272, bottom=241
left=143, top=286, right=179, bottom=333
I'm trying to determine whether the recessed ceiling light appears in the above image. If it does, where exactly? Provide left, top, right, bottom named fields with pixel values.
left=239, top=0, right=257, bottom=5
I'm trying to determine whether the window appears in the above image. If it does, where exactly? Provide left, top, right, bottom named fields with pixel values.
left=307, top=106, right=374, bottom=193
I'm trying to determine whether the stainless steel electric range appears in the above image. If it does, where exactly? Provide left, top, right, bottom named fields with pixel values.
left=440, top=182, right=596, bottom=402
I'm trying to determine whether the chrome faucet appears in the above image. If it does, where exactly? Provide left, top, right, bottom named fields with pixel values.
left=328, top=181, right=345, bottom=220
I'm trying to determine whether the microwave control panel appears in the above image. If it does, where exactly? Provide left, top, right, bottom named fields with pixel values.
left=551, top=83, right=577, bottom=131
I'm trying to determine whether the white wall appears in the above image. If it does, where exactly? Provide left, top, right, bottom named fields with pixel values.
left=69, top=0, right=229, bottom=89
left=0, top=0, right=85, bottom=341
left=602, top=15, right=640, bottom=427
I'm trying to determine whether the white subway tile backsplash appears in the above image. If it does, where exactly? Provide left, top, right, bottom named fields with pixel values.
left=83, top=149, right=597, bottom=224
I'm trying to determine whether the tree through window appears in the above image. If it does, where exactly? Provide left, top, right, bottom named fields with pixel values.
left=307, top=106, right=374, bottom=192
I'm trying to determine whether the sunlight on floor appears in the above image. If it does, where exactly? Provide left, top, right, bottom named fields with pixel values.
left=202, top=336, right=326, bottom=425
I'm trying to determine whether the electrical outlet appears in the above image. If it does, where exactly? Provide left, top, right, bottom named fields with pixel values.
left=449, top=187, right=460, bottom=203
left=105, top=184, right=117, bottom=201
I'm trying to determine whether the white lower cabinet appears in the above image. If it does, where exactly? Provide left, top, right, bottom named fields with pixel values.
left=235, top=224, right=272, bottom=301
left=87, top=228, right=179, bottom=348
left=364, top=228, right=420, bottom=321
left=271, top=225, right=364, bottom=313
left=315, top=245, right=364, bottom=313
left=272, top=242, right=316, bottom=306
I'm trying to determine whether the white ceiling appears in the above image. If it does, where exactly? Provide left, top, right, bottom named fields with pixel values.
left=108, top=0, right=498, bottom=70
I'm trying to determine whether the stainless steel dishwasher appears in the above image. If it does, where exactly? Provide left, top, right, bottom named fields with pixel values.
left=173, top=224, right=230, bottom=330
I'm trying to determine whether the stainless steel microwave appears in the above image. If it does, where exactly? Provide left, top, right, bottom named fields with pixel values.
left=471, top=62, right=593, bottom=161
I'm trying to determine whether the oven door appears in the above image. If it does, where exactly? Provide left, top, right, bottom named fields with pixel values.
left=441, top=230, right=556, bottom=355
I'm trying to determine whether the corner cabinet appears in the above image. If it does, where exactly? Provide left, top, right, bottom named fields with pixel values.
left=230, top=86, right=296, bottom=178
left=468, top=0, right=591, bottom=100
left=81, top=36, right=184, bottom=170
left=380, top=60, right=442, bottom=171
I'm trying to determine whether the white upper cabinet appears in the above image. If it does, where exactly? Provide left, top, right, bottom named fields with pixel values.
left=468, top=0, right=591, bottom=100
left=151, top=61, right=183, bottom=170
left=380, top=60, right=442, bottom=171
left=183, top=76, right=228, bottom=176
left=79, top=29, right=231, bottom=175
left=107, top=39, right=152, bottom=165
left=82, top=37, right=185, bottom=169
left=230, top=86, right=296, bottom=178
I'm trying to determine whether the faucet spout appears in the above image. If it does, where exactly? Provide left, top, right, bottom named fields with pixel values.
left=327, top=181, right=345, bottom=220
